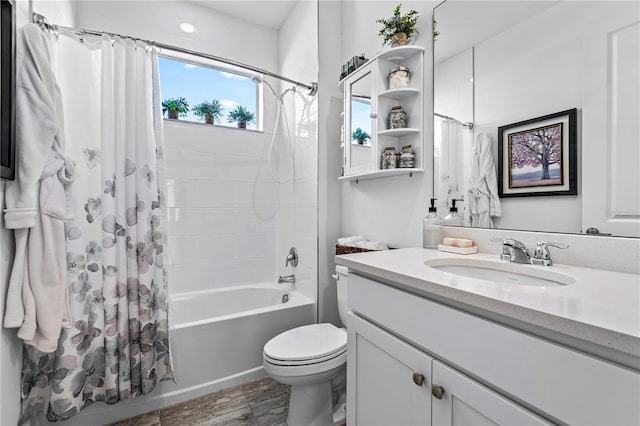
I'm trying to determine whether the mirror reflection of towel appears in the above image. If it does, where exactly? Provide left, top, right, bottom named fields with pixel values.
left=467, top=133, right=501, bottom=228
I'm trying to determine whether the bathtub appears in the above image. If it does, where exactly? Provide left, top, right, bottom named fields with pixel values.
left=64, top=283, right=315, bottom=425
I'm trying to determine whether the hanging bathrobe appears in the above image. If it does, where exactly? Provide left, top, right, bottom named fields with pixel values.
left=3, top=24, right=76, bottom=352
left=467, top=132, right=501, bottom=228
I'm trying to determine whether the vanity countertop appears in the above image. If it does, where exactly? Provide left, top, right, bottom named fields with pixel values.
left=336, top=247, right=640, bottom=360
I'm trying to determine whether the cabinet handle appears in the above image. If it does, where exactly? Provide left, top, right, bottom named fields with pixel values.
left=412, top=372, right=425, bottom=387
left=432, top=384, right=445, bottom=400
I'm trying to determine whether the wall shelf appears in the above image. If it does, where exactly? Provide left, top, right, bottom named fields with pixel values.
left=378, top=88, right=420, bottom=101
left=341, top=45, right=424, bottom=180
left=378, top=128, right=420, bottom=137
left=339, top=168, right=424, bottom=182
left=377, top=45, right=425, bottom=63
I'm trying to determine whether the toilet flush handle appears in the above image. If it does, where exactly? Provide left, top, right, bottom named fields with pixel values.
left=332, top=274, right=339, bottom=280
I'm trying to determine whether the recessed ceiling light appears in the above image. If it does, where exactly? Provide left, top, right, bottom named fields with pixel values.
left=180, top=22, right=197, bottom=34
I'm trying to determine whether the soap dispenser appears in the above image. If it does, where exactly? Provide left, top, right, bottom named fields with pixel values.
left=443, top=199, right=464, bottom=227
left=423, top=198, right=443, bottom=249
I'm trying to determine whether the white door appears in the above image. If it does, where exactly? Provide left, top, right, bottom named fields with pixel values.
left=582, top=2, right=640, bottom=237
left=431, top=361, right=551, bottom=426
left=346, top=312, right=432, bottom=426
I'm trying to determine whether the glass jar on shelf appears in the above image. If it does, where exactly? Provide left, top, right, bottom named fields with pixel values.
left=388, top=66, right=410, bottom=89
left=381, top=146, right=399, bottom=169
left=399, top=144, right=415, bottom=168
left=388, top=105, right=407, bottom=129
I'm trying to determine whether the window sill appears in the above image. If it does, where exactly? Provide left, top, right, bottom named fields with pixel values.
left=162, top=118, right=263, bottom=133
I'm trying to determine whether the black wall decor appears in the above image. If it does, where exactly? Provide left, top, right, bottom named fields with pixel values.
left=0, top=0, right=15, bottom=180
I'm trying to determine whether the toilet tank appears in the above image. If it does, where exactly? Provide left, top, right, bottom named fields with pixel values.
left=335, top=265, right=349, bottom=327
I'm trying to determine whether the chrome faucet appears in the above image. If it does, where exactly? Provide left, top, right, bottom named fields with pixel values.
left=491, top=237, right=531, bottom=264
left=285, top=247, right=298, bottom=267
left=531, top=241, right=569, bottom=266
left=278, top=274, right=296, bottom=284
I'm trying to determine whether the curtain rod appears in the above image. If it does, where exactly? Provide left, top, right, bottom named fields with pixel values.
left=32, top=12, right=318, bottom=96
left=434, top=112, right=474, bottom=129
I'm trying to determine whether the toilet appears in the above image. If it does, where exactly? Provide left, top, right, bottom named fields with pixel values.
left=263, top=265, right=349, bottom=426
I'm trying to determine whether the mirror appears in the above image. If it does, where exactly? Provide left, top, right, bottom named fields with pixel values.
left=346, top=68, right=373, bottom=173
left=434, top=0, right=640, bottom=237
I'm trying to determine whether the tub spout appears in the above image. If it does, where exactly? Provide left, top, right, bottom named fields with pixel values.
left=278, top=274, right=295, bottom=284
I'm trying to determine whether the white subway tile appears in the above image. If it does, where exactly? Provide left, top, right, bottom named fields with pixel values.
left=168, top=262, right=216, bottom=293
left=165, top=150, right=217, bottom=180
left=214, top=208, right=278, bottom=234
left=234, top=182, right=279, bottom=208
left=167, top=208, right=216, bottom=236
left=233, top=233, right=277, bottom=260
left=167, top=179, right=234, bottom=208
left=168, top=235, right=235, bottom=264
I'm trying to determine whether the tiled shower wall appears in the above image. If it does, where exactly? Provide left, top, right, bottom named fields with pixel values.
left=165, top=121, right=280, bottom=293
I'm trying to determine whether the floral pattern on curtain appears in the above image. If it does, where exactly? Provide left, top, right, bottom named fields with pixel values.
left=19, top=33, right=173, bottom=424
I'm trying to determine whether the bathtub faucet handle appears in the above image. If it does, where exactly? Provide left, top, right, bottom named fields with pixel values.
left=285, top=247, right=298, bottom=267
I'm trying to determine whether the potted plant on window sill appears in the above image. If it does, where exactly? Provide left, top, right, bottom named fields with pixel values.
left=162, top=97, right=189, bottom=120
left=227, top=106, right=256, bottom=129
left=352, top=127, right=371, bottom=145
left=377, top=3, right=420, bottom=47
left=193, top=99, right=224, bottom=125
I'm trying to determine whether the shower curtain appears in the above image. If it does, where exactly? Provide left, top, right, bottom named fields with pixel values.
left=434, top=117, right=471, bottom=219
left=19, top=30, right=173, bottom=423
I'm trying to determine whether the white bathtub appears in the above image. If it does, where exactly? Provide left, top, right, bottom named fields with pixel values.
left=64, top=283, right=315, bottom=425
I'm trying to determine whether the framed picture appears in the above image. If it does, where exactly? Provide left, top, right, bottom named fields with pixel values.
left=498, top=108, right=577, bottom=198
left=0, top=0, right=15, bottom=180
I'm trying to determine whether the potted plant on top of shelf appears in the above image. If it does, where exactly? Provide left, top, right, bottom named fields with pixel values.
left=162, top=97, right=189, bottom=120
left=352, top=127, right=371, bottom=145
left=376, top=3, right=420, bottom=47
left=227, top=106, right=255, bottom=129
left=193, top=99, right=224, bottom=124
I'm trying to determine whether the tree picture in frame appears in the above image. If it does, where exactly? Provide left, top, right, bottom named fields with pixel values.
left=0, top=0, right=15, bottom=180
left=498, top=109, right=577, bottom=198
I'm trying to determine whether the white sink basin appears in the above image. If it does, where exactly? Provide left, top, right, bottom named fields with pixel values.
left=425, top=258, right=575, bottom=286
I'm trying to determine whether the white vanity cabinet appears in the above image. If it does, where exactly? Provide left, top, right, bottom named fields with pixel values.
left=431, top=361, right=550, bottom=426
left=347, top=311, right=432, bottom=425
left=346, top=273, right=640, bottom=426
left=340, top=46, right=425, bottom=181
left=348, top=312, right=549, bottom=426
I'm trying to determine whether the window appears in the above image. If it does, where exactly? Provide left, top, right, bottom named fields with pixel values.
left=158, top=56, right=260, bottom=130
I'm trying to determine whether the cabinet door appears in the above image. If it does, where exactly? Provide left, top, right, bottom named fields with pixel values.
left=344, top=64, right=376, bottom=176
left=431, top=361, right=551, bottom=426
left=347, top=312, right=432, bottom=426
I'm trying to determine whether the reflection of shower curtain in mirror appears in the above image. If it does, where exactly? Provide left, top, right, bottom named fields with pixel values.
left=434, top=116, right=472, bottom=220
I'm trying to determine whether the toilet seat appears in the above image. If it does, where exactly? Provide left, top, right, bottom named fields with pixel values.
left=263, top=323, right=347, bottom=366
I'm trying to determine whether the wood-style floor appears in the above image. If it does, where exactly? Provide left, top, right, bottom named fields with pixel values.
left=109, top=377, right=290, bottom=426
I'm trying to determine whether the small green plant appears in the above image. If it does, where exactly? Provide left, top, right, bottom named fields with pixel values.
left=377, top=3, right=420, bottom=46
left=227, top=106, right=256, bottom=129
left=192, top=99, right=224, bottom=124
left=352, top=127, right=371, bottom=145
left=162, top=97, right=189, bottom=118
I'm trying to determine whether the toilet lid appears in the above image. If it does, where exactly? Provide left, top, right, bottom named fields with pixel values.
left=264, top=323, right=347, bottom=362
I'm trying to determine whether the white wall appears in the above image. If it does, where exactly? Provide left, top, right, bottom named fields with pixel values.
left=339, top=1, right=438, bottom=249
left=278, top=0, right=319, bottom=305
left=76, top=1, right=279, bottom=74
left=318, top=1, right=344, bottom=325
left=1, top=2, right=77, bottom=425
